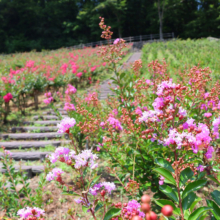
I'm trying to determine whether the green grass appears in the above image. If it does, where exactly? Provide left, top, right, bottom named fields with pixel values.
left=141, top=39, right=220, bottom=81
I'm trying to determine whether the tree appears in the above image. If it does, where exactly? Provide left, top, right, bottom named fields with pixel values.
left=156, top=0, right=166, bottom=40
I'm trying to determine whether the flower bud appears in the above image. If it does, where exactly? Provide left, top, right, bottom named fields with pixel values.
left=141, top=203, right=151, bottom=213
left=101, top=190, right=106, bottom=197
left=161, top=205, right=173, bottom=217
left=141, top=195, right=151, bottom=204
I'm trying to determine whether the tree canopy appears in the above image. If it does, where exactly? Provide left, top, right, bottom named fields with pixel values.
left=0, top=0, right=219, bottom=53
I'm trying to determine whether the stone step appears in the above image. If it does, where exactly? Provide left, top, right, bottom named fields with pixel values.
left=42, top=111, right=67, bottom=116
left=0, top=165, right=45, bottom=178
left=1, top=132, right=67, bottom=140
left=0, top=140, right=71, bottom=149
left=23, top=120, right=61, bottom=126
left=11, top=126, right=58, bottom=133
left=33, top=115, right=59, bottom=120
left=0, top=152, right=51, bottom=161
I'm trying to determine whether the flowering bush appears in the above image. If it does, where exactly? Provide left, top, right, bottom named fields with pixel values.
left=0, top=44, right=131, bottom=122
left=2, top=17, right=220, bottom=220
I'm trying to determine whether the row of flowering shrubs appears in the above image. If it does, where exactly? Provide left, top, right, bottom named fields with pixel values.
left=0, top=44, right=131, bottom=123
left=2, top=17, right=220, bottom=219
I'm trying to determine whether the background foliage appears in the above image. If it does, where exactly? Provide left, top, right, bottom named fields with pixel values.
left=0, top=0, right=220, bottom=53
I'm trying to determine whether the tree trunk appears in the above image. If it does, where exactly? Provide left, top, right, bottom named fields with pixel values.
left=3, top=102, right=10, bottom=124
left=22, top=94, right=26, bottom=115
left=159, top=18, right=163, bottom=40
left=33, top=90, right=39, bottom=110
left=157, top=0, right=164, bottom=40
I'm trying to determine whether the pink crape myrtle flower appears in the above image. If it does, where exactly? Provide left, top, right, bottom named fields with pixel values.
left=64, top=102, right=76, bottom=111
left=73, top=149, right=98, bottom=170
left=159, top=176, right=165, bottom=185
left=135, top=107, right=143, bottom=116
left=204, top=112, right=212, bottom=118
left=91, top=66, right=97, bottom=72
left=107, top=117, right=123, bottom=131
left=204, top=93, right=209, bottom=99
left=178, top=107, right=187, bottom=117
left=205, top=146, right=214, bottom=159
left=100, top=121, right=105, bottom=129
left=48, top=147, right=74, bottom=163
left=113, top=38, right=121, bottom=44
left=57, top=117, right=76, bottom=134
left=96, top=143, right=103, bottom=151
left=3, top=93, right=13, bottom=102
left=61, top=63, right=68, bottom=75
left=156, top=79, right=177, bottom=96
left=76, top=72, right=82, bottom=78
left=4, top=150, right=12, bottom=157
left=139, top=109, right=162, bottom=123
left=146, top=79, right=153, bottom=85
left=123, top=200, right=145, bottom=218
left=213, top=117, right=220, bottom=139
left=46, top=168, right=64, bottom=181
left=43, top=97, right=54, bottom=105
left=182, top=118, right=196, bottom=130
left=44, top=92, right=52, bottom=98
left=112, top=109, right=118, bottom=116
left=89, top=182, right=116, bottom=196
left=197, top=165, right=205, bottom=172
left=65, top=84, right=77, bottom=95
left=25, top=60, right=35, bottom=68
left=17, top=207, right=45, bottom=219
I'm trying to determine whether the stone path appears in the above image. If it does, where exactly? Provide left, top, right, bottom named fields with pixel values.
left=0, top=51, right=142, bottom=178
left=0, top=107, right=69, bottom=177
left=99, top=52, right=142, bottom=100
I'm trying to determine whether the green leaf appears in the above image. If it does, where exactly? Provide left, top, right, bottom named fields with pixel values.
left=182, top=192, right=196, bottom=210
left=103, top=208, right=121, bottom=220
left=82, top=206, right=90, bottom=213
left=207, top=199, right=220, bottom=220
left=155, top=158, right=174, bottom=173
left=154, top=168, right=176, bottom=185
left=188, top=207, right=212, bottom=220
left=120, top=72, right=126, bottom=80
left=211, top=190, right=220, bottom=206
left=182, top=180, right=207, bottom=199
left=154, top=199, right=180, bottom=215
left=180, top=167, right=194, bottom=187
left=95, top=201, right=103, bottom=213
left=199, top=216, right=209, bottom=220
left=90, top=175, right=101, bottom=187
left=159, top=185, right=179, bottom=203
left=62, top=191, right=80, bottom=196
left=190, top=197, right=202, bottom=212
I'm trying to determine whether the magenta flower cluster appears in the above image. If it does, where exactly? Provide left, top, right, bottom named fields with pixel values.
left=156, top=79, right=177, bottom=96
left=48, top=148, right=98, bottom=170
left=74, top=150, right=98, bottom=169
left=17, top=207, right=45, bottom=219
left=65, top=84, right=77, bottom=95
left=122, top=200, right=145, bottom=218
left=4, top=150, right=12, bottom=157
left=3, top=93, right=13, bottom=103
left=163, top=121, right=214, bottom=159
left=64, top=102, right=76, bottom=111
left=213, top=117, right=220, bottom=139
left=43, top=92, right=54, bottom=105
left=57, top=117, right=76, bottom=133
left=89, top=182, right=116, bottom=195
left=48, top=147, right=74, bottom=163
left=46, top=168, right=64, bottom=181
left=107, top=116, right=123, bottom=131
